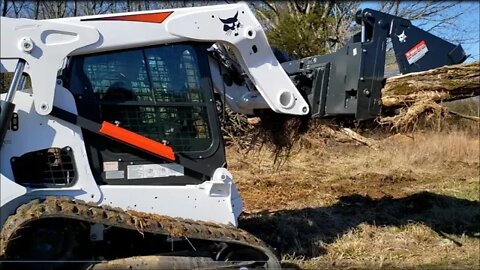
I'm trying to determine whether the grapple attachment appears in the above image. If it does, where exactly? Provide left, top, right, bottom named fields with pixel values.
left=283, top=9, right=467, bottom=120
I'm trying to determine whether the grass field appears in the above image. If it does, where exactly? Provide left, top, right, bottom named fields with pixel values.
left=228, top=112, right=479, bottom=269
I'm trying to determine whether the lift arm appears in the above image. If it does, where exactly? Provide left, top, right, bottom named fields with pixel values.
left=1, top=3, right=309, bottom=117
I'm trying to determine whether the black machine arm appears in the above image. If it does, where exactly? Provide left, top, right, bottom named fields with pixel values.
left=282, top=8, right=467, bottom=120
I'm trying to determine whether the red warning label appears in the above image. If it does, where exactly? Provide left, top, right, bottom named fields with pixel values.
left=405, top=40, right=428, bottom=64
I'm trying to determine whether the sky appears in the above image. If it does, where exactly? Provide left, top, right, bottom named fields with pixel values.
left=359, top=1, right=480, bottom=63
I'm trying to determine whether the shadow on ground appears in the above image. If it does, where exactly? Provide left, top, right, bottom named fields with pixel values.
left=239, top=191, right=480, bottom=258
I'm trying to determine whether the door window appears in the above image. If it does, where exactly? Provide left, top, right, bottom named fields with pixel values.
left=70, top=44, right=212, bottom=152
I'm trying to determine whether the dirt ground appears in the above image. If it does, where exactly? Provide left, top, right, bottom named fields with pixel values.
left=228, top=129, right=479, bottom=269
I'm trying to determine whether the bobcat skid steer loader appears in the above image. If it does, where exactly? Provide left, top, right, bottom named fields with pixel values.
left=0, top=2, right=465, bottom=269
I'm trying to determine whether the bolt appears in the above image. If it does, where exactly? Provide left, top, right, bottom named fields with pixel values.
left=20, top=37, right=34, bottom=53
left=302, top=106, right=308, bottom=113
left=363, top=88, right=371, bottom=97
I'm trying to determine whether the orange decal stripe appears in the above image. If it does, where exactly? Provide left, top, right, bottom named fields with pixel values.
left=93, top=11, right=173, bottom=23
left=100, top=121, right=175, bottom=161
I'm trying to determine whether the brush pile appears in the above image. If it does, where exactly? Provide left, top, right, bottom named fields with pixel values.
left=221, top=62, right=479, bottom=159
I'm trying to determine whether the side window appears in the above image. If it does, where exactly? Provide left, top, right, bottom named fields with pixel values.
left=83, top=50, right=151, bottom=101
left=71, top=45, right=213, bottom=152
left=146, top=46, right=204, bottom=103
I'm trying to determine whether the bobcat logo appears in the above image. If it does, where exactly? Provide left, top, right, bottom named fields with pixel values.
left=219, top=11, right=241, bottom=36
left=397, top=30, right=407, bottom=43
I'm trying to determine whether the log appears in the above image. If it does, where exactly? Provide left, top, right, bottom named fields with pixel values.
left=379, top=62, right=479, bottom=129
left=381, top=62, right=480, bottom=107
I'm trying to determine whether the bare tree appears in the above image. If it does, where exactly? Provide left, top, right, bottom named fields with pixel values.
left=8, top=0, right=29, bottom=17
left=381, top=1, right=460, bottom=31
left=41, top=1, right=68, bottom=19
left=328, top=1, right=359, bottom=51
left=80, top=1, right=116, bottom=15
left=1, top=0, right=8, bottom=16
left=33, top=0, right=40, bottom=19
left=72, top=0, right=77, bottom=16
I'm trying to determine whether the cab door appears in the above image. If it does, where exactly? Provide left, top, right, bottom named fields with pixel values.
left=66, top=43, right=225, bottom=186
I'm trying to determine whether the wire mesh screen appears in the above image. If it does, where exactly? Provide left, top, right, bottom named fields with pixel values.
left=79, top=44, right=212, bottom=152
left=83, top=50, right=152, bottom=101
left=12, top=147, right=76, bottom=187
left=101, top=105, right=211, bottom=152
left=146, top=46, right=205, bottom=103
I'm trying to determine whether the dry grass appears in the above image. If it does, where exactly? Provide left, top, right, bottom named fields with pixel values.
left=380, top=130, right=478, bottom=169
left=230, top=128, right=479, bottom=269
left=296, top=223, right=480, bottom=270
left=444, top=98, right=480, bottom=133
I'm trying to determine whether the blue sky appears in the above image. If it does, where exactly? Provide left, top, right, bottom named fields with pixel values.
left=359, top=1, right=480, bottom=63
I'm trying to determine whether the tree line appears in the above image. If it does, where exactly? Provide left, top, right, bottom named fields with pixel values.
left=1, top=1, right=476, bottom=59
